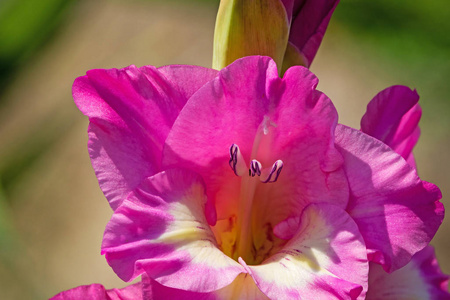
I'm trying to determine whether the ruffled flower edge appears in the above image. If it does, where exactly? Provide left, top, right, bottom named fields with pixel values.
left=51, top=246, right=450, bottom=300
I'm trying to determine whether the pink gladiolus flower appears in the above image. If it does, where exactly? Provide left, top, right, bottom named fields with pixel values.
left=68, top=56, right=443, bottom=299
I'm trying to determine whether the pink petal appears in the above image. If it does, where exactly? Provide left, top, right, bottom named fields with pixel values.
left=360, top=85, right=422, bottom=162
left=73, top=65, right=217, bottom=210
left=335, top=124, right=444, bottom=272
left=244, top=203, right=368, bottom=299
left=367, top=246, right=450, bottom=299
left=101, top=169, right=243, bottom=292
left=288, top=0, right=340, bottom=67
left=261, top=64, right=348, bottom=223
left=50, top=282, right=142, bottom=300
left=163, top=56, right=347, bottom=230
left=142, top=273, right=268, bottom=299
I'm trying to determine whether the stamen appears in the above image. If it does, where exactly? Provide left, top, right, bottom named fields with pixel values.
left=229, top=144, right=247, bottom=176
left=249, top=159, right=262, bottom=177
left=260, top=160, right=284, bottom=183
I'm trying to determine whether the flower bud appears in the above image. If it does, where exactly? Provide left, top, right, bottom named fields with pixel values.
left=212, top=0, right=289, bottom=70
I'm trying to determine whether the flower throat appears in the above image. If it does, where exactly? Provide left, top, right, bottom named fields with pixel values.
left=221, top=116, right=284, bottom=264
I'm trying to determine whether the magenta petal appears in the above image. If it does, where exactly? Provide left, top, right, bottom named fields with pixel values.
left=143, top=276, right=214, bottom=300
left=264, top=65, right=348, bottom=214
left=288, top=0, right=340, bottom=67
left=50, top=282, right=142, bottom=300
left=245, top=203, right=368, bottom=299
left=101, top=169, right=243, bottom=292
left=280, top=0, right=295, bottom=20
left=142, top=274, right=215, bottom=300
left=164, top=56, right=277, bottom=175
left=335, top=124, right=444, bottom=272
left=360, top=85, right=422, bottom=162
left=367, top=246, right=450, bottom=299
left=73, top=65, right=217, bottom=210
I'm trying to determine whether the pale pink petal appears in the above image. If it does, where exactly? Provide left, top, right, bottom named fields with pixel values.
left=143, top=273, right=268, bottom=300
left=367, top=246, right=450, bottom=300
left=360, top=85, right=422, bottom=162
left=335, top=124, right=444, bottom=272
left=288, top=0, right=340, bottom=67
left=73, top=65, right=217, bottom=210
left=101, top=169, right=244, bottom=293
left=245, top=203, right=368, bottom=299
left=50, top=282, right=142, bottom=300
left=163, top=56, right=347, bottom=230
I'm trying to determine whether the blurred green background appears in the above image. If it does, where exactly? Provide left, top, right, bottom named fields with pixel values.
left=0, top=0, right=448, bottom=298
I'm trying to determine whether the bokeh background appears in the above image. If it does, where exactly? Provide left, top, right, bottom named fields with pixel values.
left=0, top=0, right=449, bottom=298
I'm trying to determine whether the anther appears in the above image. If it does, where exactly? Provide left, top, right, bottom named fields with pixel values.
left=260, top=160, right=283, bottom=183
left=229, top=144, right=283, bottom=183
left=249, top=160, right=262, bottom=177
left=229, top=144, right=247, bottom=176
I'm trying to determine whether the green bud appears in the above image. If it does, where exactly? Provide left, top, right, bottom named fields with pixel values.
left=212, top=0, right=290, bottom=71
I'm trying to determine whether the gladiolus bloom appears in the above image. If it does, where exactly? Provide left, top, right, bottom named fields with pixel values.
left=66, top=56, right=444, bottom=299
